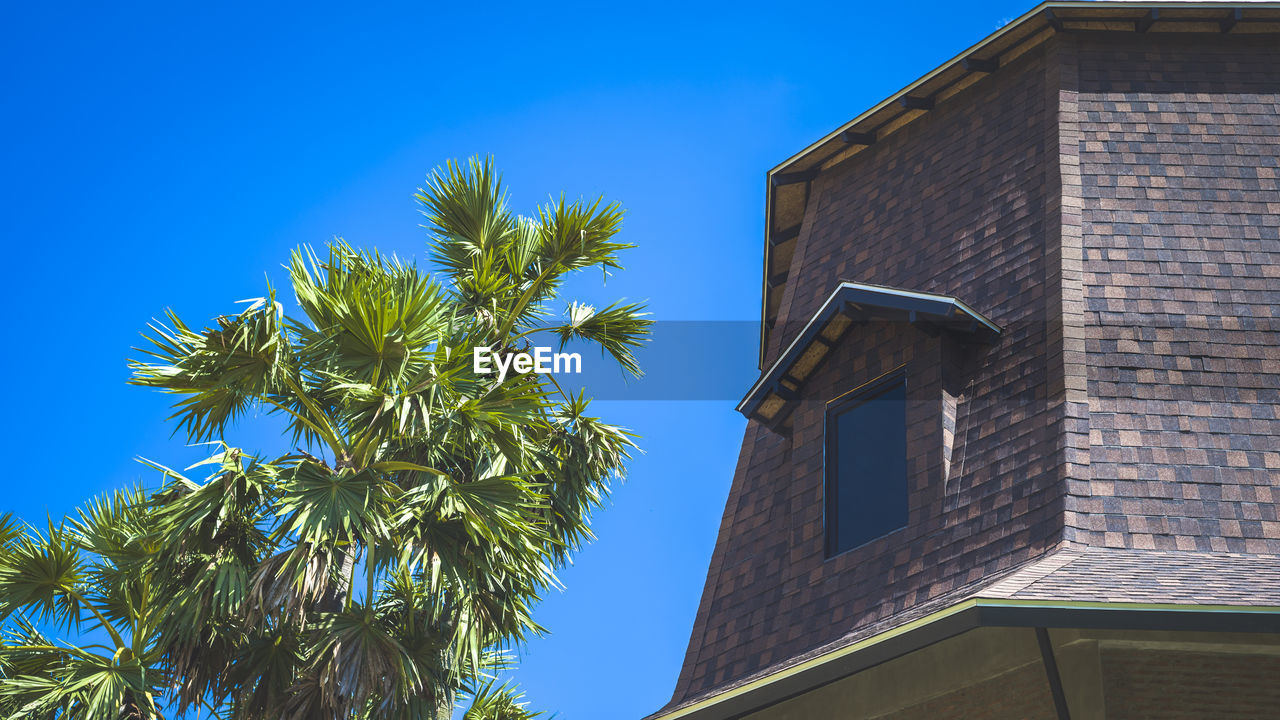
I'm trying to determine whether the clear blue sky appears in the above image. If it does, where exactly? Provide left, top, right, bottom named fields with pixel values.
left=2, top=1, right=1032, bottom=717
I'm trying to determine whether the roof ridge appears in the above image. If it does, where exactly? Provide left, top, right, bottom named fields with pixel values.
left=979, top=547, right=1088, bottom=599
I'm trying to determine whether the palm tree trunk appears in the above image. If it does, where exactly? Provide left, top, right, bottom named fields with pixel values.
left=320, top=547, right=357, bottom=612
left=435, top=689, right=456, bottom=720
left=431, top=618, right=458, bottom=719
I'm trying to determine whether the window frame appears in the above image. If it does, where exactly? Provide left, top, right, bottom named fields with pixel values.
left=823, top=366, right=910, bottom=559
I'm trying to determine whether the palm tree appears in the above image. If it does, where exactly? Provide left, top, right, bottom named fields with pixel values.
left=0, top=492, right=169, bottom=719
left=0, top=157, right=650, bottom=719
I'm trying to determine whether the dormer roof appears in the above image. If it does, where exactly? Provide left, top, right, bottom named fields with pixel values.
left=739, top=281, right=1000, bottom=430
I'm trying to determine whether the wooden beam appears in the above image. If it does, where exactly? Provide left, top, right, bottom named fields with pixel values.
left=1136, top=9, right=1159, bottom=33
left=770, top=169, right=817, bottom=187
left=838, top=130, right=876, bottom=145
left=1221, top=8, right=1242, bottom=33
left=769, top=224, right=801, bottom=247
left=899, top=95, right=933, bottom=111
left=962, top=57, right=999, bottom=73
left=1043, top=8, right=1063, bottom=32
left=1037, top=628, right=1072, bottom=720
left=909, top=311, right=943, bottom=338
left=763, top=407, right=795, bottom=434
left=767, top=269, right=789, bottom=289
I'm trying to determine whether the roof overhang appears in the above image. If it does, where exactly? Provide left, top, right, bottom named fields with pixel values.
left=647, top=598, right=1280, bottom=720
left=758, top=1, right=1280, bottom=368
left=739, top=282, right=1000, bottom=430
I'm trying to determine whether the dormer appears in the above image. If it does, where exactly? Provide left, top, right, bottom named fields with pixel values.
left=739, top=281, right=1000, bottom=432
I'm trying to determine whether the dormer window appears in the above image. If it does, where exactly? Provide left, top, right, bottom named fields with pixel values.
left=824, top=370, right=908, bottom=556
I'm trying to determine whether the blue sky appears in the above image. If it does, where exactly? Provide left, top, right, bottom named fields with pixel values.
left=2, top=1, right=1032, bottom=716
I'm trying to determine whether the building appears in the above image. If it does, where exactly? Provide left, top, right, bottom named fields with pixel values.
left=649, top=3, right=1280, bottom=718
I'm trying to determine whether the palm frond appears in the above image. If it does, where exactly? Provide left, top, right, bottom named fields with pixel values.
left=553, top=300, right=652, bottom=377
left=129, top=290, right=297, bottom=443
left=462, top=681, right=544, bottom=720
left=0, top=522, right=85, bottom=630
left=417, top=156, right=516, bottom=278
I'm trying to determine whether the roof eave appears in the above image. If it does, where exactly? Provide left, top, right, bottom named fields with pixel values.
left=647, top=599, right=1280, bottom=720
left=766, top=0, right=1280, bottom=179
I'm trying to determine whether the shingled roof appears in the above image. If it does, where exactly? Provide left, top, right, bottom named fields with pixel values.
left=758, top=0, right=1280, bottom=367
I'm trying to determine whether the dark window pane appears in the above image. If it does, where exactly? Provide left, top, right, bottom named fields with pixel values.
left=826, top=376, right=908, bottom=555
